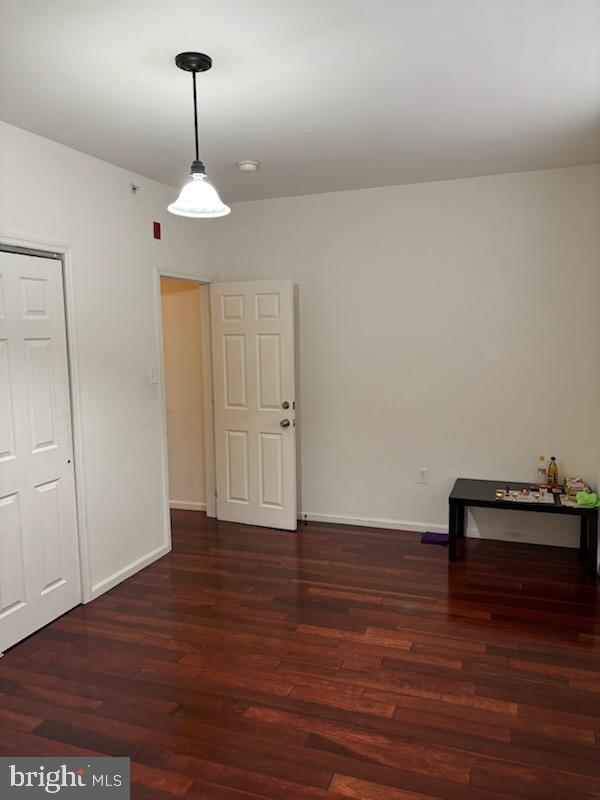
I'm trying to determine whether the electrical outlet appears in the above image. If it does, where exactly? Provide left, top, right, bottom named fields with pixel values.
left=418, top=467, right=429, bottom=484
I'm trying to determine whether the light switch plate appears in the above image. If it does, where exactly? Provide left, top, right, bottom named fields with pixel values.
left=148, top=363, right=159, bottom=385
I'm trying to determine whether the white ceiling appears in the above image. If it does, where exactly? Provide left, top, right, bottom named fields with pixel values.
left=1, top=0, right=599, bottom=202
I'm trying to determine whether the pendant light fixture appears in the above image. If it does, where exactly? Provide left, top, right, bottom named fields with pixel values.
left=167, top=52, right=230, bottom=218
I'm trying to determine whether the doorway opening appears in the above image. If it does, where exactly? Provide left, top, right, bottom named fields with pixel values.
left=159, top=275, right=216, bottom=521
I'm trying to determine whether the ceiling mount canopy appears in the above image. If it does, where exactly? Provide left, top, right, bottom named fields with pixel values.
left=167, top=51, right=230, bottom=219
left=175, top=51, right=213, bottom=73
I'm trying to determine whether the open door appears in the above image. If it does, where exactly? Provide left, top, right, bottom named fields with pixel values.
left=210, top=280, right=297, bottom=531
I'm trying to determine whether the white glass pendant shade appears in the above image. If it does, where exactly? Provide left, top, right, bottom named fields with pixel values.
left=168, top=173, right=230, bottom=218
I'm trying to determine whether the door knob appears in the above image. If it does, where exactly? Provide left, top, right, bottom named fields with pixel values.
left=282, top=401, right=290, bottom=410
left=280, top=418, right=290, bottom=429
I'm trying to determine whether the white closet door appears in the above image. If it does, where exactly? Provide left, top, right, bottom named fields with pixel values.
left=210, top=280, right=297, bottom=531
left=0, top=251, right=80, bottom=652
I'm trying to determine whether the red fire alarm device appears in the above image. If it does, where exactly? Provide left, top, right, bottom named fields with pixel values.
left=153, top=221, right=161, bottom=240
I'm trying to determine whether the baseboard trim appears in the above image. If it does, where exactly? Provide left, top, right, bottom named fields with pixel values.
left=299, top=511, right=446, bottom=534
left=299, top=510, right=580, bottom=550
left=90, top=543, right=171, bottom=600
left=170, top=501, right=207, bottom=511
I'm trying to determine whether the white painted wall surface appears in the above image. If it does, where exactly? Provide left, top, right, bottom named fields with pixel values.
left=217, top=166, right=600, bottom=548
left=160, top=278, right=206, bottom=510
left=2, top=115, right=597, bottom=600
left=0, top=121, right=219, bottom=599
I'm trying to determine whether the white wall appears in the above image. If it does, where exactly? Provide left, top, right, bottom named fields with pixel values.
left=0, top=121, right=219, bottom=599
left=160, top=278, right=206, bottom=510
left=217, top=165, right=600, bottom=548
left=2, top=116, right=597, bottom=599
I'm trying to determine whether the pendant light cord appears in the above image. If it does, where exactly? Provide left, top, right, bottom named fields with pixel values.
left=192, top=70, right=200, bottom=162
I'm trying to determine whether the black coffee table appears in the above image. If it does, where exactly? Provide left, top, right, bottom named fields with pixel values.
left=449, top=478, right=598, bottom=579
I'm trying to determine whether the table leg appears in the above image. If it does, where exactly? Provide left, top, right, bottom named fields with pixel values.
left=457, top=504, right=466, bottom=539
left=580, top=516, right=588, bottom=556
left=449, top=502, right=457, bottom=562
left=587, top=515, right=598, bottom=580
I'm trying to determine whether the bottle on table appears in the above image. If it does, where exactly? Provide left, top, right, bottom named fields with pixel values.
left=536, top=455, right=547, bottom=484
left=547, top=456, right=559, bottom=486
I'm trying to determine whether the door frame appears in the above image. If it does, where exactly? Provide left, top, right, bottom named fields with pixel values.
left=0, top=230, right=91, bottom=602
left=154, top=268, right=217, bottom=524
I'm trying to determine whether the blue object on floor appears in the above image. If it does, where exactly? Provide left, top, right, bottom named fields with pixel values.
left=421, top=531, right=449, bottom=546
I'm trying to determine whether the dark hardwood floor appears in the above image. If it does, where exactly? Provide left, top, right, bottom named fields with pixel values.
left=2, top=511, right=600, bottom=799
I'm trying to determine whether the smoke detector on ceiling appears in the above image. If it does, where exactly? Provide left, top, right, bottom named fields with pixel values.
left=237, top=160, right=260, bottom=172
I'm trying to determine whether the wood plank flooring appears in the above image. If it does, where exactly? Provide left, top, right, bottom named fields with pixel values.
left=2, top=510, right=600, bottom=799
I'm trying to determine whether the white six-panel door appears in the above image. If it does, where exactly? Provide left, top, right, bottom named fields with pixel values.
left=210, top=280, right=297, bottom=530
left=0, top=251, right=80, bottom=652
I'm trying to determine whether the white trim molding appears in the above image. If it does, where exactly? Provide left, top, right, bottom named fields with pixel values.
left=170, top=501, right=207, bottom=511
left=90, top=544, right=171, bottom=600
left=299, top=511, right=446, bottom=533
left=299, top=510, right=580, bottom=550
